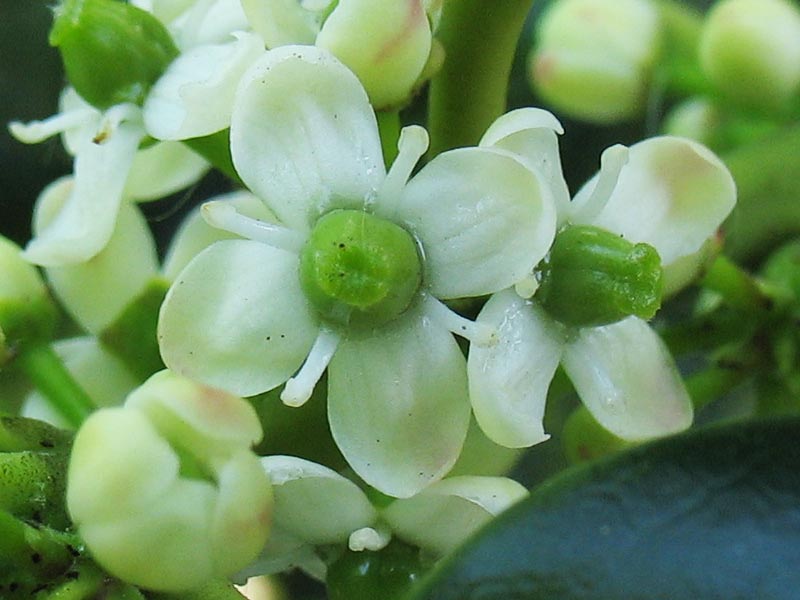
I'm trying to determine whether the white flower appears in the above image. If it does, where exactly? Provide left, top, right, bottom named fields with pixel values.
left=239, top=455, right=527, bottom=579
left=467, top=108, right=737, bottom=448
left=158, top=47, right=557, bottom=497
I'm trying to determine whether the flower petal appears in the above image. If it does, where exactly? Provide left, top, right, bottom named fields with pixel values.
left=467, top=289, right=564, bottom=448
left=561, top=316, right=693, bottom=441
left=260, top=455, right=376, bottom=544
left=328, top=312, right=471, bottom=498
left=396, top=147, right=557, bottom=299
left=230, top=45, right=385, bottom=232
left=240, top=0, right=323, bottom=47
left=479, top=107, right=572, bottom=220
left=571, top=136, right=737, bottom=265
left=158, top=239, right=319, bottom=397
left=169, top=0, right=250, bottom=49
left=124, top=141, right=209, bottom=201
left=37, top=179, right=159, bottom=333
left=383, top=476, right=527, bottom=556
left=144, top=33, right=265, bottom=140
left=23, top=112, right=144, bottom=266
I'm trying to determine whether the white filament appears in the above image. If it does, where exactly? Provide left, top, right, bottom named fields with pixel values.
left=376, top=125, right=429, bottom=219
left=422, top=295, right=497, bottom=347
left=202, top=201, right=306, bottom=253
left=570, top=144, right=629, bottom=224
left=280, top=327, right=341, bottom=407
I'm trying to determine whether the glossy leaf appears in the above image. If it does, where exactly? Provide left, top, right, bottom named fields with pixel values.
left=409, top=417, right=800, bottom=600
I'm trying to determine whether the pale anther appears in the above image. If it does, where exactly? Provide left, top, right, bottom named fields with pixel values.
left=202, top=201, right=306, bottom=254
left=376, top=125, right=429, bottom=219
left=281, top=327, right=341, bottom=407
left=569, top=144, right=629, bottom=224
left=8, top=108, right=97, bottom=144
left=423, top=295, right=497, bottom=347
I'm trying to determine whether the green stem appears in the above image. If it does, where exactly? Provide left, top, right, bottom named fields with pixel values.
left=426, top=0, right=535, bottom=156
left=723, top=123, right=800, bottom=263
left=0, top=509, right=77, bottom=577
left=377, top=109, right=401, bottom=167
left=701, top=255, right=771, bottom=314
left=15, top=343, right=94, bottom=428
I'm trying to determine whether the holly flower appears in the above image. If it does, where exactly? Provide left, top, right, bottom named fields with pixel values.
left=239, top=455, right=527, bottom=579
left=467, top=108, right=737, bottom=448
left=158, top=46, right=556, bottom=498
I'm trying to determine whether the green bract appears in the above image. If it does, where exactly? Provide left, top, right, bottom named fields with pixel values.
left=50, top=0, right=179, bottom=109
left=537, top=225, right=663, bottom=328
left=299, top=210, right=422, bottom=329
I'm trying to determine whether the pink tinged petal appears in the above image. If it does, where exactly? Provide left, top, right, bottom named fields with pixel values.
left=316, top=0, right=432, bottom=108
left=162, top=191, right=276, bottom=281
left=382, top=476, right=528, bottom=556
left=230, top=46, right=386, bottom=232
left=158, top=239, right=319, bottom=397
left=479, top=107, right=572, bottom=220
left=37, top=180, right=159, bottom=333
left=144, top=33, right=265, bottom=140
left=396, top=147, right=557, bottom=299
left=467, top=290, right=564, bottom=448
left=240, top=0, right=323, bottom=47
left=261, top=455, right=377, bottom=544
left=561, top=316, right=693, bottom=441
left=573, top=136, right=737, bottom=266
left=124, top=141, right=209, bottom=201
left=23, top=110, right=145, bottom=266
left=328, top=313, right=471, bottom=498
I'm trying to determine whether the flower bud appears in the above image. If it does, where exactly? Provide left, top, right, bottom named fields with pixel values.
left=699, top=0, right=800, bottom=113
left=50, top=0, right=179, bottom=109
left=0, top=237, right=57, bottom=347
left=528, top=0, right=661, bottom=124
left=537, top=225, right=663, bottom=328
left=316, top=0, right=432, bottom=108
left=67, top=370, right=271, bottom=591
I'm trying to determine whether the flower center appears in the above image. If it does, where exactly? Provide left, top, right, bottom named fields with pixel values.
left=299, top=209, right=422, bottom=329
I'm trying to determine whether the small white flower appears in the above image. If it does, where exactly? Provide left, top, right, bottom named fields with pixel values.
left=468, top=108, right=737, bottom=448
left=239, top=455, right=527, bottom=579
left=158, top=47, right=557, bottom=497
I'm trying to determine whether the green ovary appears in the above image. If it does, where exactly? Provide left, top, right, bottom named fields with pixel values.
left=299, top=210, right=423, bottom=329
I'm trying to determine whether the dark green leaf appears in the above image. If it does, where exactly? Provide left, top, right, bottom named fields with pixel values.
left=409, top=417, right=800, bottom=600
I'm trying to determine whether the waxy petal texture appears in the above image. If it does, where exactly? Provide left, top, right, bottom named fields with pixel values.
left=328, top=311, right=471, bottom=498
left=158, top=239, right=319, bottom=397
left=231, top=45, right=385, bottom=232
left=561, top=316, right=693, bottom=441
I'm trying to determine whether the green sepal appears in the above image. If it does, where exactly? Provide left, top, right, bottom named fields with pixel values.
left=537, top=225, right=663, bottom=328
left=49, top=0, right=178, bottom=109
left=0, top=297, right=58, bottom=352
left=299, top=210, right=422, bottom=329
left=99, top=277, right=169, bottom=381
left=326, top=540, right=427, bottom=600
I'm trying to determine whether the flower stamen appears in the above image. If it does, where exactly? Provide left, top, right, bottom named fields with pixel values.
left=281, top=326, right=341, bottom=407
left=422, top=295, right=497, bottom=347
left=569, top=144, right=629, bottom=224
left=202, top=201, right=306, bottom=254
left=376, top=125, right=429, bottom=219
left=8, top=108, right=97, bottom=144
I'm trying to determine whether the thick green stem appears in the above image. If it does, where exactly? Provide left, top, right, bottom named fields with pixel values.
left=723, top=123, right=800, bottom=264
left=427, top=0, right=535, bottom=156
left=15, top=343, right=94, bottom=428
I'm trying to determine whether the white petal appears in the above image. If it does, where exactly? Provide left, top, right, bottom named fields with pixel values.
left=479, top=107, right=572, bottom=220
left=467, top=290, right=564, bottom=448
left=240, top=0, right=323, bottom=47
left=23, top=114, right=144, bottom=266
left=37, top=181, right=159, bottom=333
left=158, top=239, right=319, bottom=397
left=124, top=141, right=209, bottom=201
left=162, top=191, right=276, bottom=280
left=561, top=316, right=693, bottom=441
left=328, top=312, right=471, bottom=498
left=169, top=0, right=250, bottom=49
left=383, top=476, right=528, bottom=556
left=230, top=46, right=385, bottom=232
left=260, top=455, right=377, bottom=544
left=144, top=33, right=265, bottom=140
left=396, top=147, right=557, bottom=299
left=572, top=136, right=737, bottom=265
